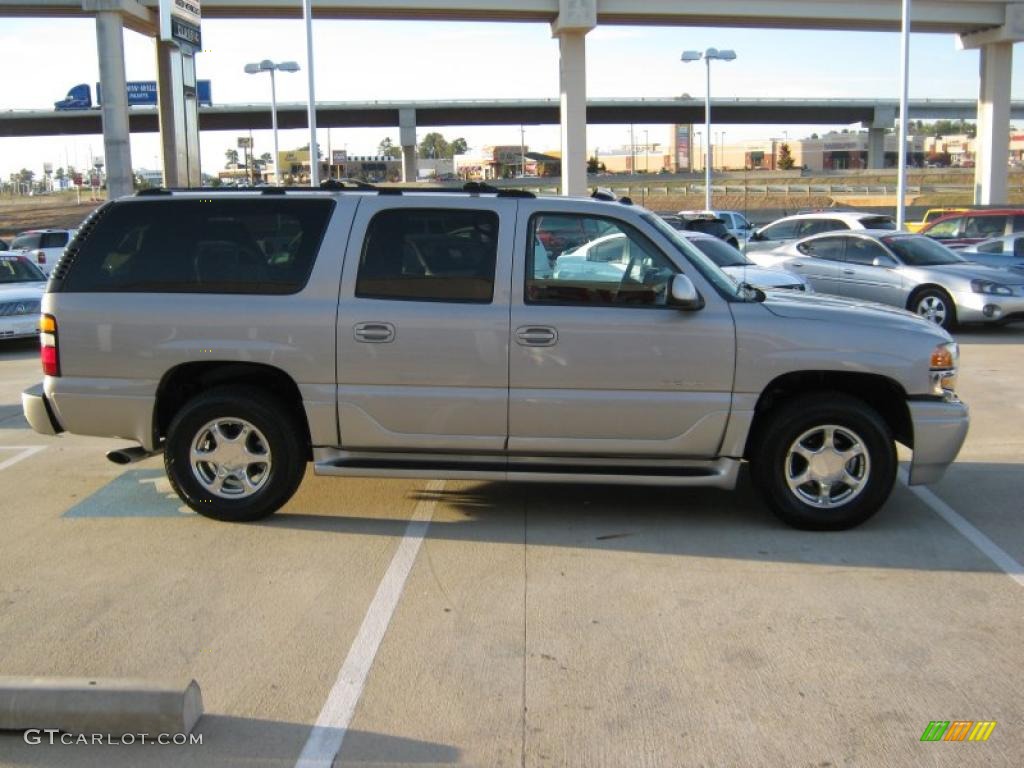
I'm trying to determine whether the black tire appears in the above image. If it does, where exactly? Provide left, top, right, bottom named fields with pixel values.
left=751, top=392, right=897, bottom=531
left=164, top=386, right=306, bottom=522
left=910, top=287, right=957, bottom=331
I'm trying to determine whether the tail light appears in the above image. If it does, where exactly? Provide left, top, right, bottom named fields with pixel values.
left=35, top=250, right=46, bottom=265
left=40, top=314, right=60, bottom=377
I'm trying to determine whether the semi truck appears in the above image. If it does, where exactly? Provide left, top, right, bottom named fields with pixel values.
left=54, top=81, right=212, bottom=110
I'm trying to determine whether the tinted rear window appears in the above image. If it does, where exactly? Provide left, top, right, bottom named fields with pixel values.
left=11, top=234, right=40, bottom=250
left=859, top=216, right=896, bottom=230
left=57, top=199, right=333, bottom=294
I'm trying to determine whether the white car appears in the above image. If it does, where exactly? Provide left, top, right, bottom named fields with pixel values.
left=8, top=228, right=77, bottom=276
left=0, top=254, right=46, bottom=340
left=745, top=211, right=895, bottom=255
left=675, top=231, right=811, bottom=292
left=555, top=231, right=810, bottom=292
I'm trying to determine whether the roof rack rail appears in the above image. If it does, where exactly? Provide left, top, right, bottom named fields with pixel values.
left=133, top=182, right=535, bottom=199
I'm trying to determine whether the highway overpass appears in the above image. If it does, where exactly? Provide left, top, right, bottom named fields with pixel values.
left=1, top=98, right=1019, bottom=138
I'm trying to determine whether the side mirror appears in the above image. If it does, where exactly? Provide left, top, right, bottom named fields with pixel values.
left=668, top=274, right=704, bottom=311
left=750, top=230, right=763, bottom=242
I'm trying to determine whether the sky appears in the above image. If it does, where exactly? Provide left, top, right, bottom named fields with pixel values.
left=1, top=16, right=1022, bottom=179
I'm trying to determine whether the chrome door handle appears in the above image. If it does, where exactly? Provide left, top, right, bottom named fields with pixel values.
left=353, top=322, right=395, bottom=343
left=515, top=326, right=558, bottom=347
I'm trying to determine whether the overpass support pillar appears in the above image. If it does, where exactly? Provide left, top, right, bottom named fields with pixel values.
left=94, top=10, right=133, bottom=199
left=399, top=108, right=417, bottom=183
left=973, top=42, right=1013, bottom=204
left=867, top=129, right=886, bottom=169
left=553, top=0, right=595, bottom=196
left=156, top=42, right=201, bottom=188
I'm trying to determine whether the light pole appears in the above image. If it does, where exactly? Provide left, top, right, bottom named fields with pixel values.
left=643, top=129, right=650, bottom=173
left=682, top=48, right=737, bottom=209
left=721, top=131, right=727, bottom=172
left=244, top=60, right=300, bottom=186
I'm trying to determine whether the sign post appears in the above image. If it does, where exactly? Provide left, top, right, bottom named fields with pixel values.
left=157, top=0, right=202, bottom=187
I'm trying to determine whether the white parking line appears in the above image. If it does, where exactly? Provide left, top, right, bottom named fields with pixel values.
left=295, top=479, right=446, bottom=768
left=0, top=445, right=46, bottom=472
left=899, top=469, right=1024, bottom=588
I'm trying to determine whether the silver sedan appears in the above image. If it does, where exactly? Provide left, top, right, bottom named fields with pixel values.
left=752, top=230, right=1024, bottom=329
left=959, top=233, right=1024, bottom=271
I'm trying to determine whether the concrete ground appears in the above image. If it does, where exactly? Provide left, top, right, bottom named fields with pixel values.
left=0, top=327, right=1021, bottom=767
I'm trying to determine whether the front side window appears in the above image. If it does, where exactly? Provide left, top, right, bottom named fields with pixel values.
left=527, top=214, right=677, bottom=307
left=58, top=199, right=333, bottom=294
left=356, top=208, right=498, bottom=303
left=844, top=238, right=890, bottom=266
left=925, top=217, right=963, bottom=239
left=975, top=240, right=1005, bottom=254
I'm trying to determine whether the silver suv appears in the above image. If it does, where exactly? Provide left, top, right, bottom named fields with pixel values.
left=22, top=186, right=968, bottom=530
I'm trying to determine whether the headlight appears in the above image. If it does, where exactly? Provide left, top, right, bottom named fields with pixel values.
left=971, top=279, right=1013, bottom=296
left=929, top=341, right=958, bottom=397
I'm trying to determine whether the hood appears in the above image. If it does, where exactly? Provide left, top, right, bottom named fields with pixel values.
left=0, top=281, right=46, bottom=300
left=921, top=262, right=1024, bottom=284
left=722, top=264, right=803, bottom=288
left=760, top=289, right=949, bottom=336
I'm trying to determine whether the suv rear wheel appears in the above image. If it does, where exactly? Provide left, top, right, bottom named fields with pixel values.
left=165, top=386, right=306, bottom=522
left=752, top=393, right=896, bottom=530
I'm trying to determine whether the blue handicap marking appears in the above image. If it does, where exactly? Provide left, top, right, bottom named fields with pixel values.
left=64, top=469, right=194, bottom=518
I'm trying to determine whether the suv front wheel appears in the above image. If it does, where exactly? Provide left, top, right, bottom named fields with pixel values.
left=165, top=386, right=306, bottom=522
left=752, top=393, right=897, bottom=530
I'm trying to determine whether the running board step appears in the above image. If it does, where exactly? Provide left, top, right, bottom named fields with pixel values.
left=313, top=456, right=740, bottom=489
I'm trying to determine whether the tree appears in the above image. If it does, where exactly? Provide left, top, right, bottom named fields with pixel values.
left=297, top=143, right=323, bottom=160
left=777, top=143, right=795, bottom=171
left=224, top=148, right=239, bottom=167
left=18, top=168, right=34, bottom=183
left=449, top=138, right=468, bottom=157
left=418, top=132, right=449, bottom=160
left=377, top=137, right=401, bottom=159
left=55, top=167, right=66, bottom=182
left=587, top=155, right=600, bottom=174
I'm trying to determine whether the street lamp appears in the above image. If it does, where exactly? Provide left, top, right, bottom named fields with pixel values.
left=244, top=60, right=300, bottom=185
left=682, top=47, right=737, bottom=209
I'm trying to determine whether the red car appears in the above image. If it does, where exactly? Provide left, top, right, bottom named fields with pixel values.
left=920, top=208, right=1024, bottom=249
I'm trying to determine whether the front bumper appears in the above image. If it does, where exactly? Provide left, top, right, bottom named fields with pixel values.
left=952, top=290, right=1024, bottom=324
left=21, top=383, right=64, bottom=436
left=907, top=397, right=969, bottom=485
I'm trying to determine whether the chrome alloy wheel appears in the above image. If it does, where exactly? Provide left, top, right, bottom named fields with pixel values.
left=916, top=294, right=948, bottom=326
left=190, top=418, right=272, bottom=499
left=784, top=425, right=871, bottom=509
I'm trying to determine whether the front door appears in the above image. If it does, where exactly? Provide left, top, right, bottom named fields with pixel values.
left=508, top=209, right=736, bottom=458
left=836, top=235, right=904, bottom=306
left=336, top=198, right=515, bottom=453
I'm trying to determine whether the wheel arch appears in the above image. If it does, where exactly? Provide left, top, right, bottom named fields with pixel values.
left=153, top=361, right=313, bottom=460
left=743, top=370, right=912, bottom=460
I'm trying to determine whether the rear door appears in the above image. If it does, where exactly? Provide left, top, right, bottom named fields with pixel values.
left=336, top=197, right=515, bottom=453
left=787, top=235, right=845, bottom=295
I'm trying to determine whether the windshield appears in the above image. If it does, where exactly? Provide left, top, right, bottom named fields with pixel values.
left=882, top=235, right=966, bottom=266
left=641, top=213, right=742, bottom=298
left=689, top=237, right=751, bottom=268
left=0, top=256, right=46, bottom=282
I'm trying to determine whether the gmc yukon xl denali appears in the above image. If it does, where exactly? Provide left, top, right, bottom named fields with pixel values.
left=22, top=185, right=969, bottom=530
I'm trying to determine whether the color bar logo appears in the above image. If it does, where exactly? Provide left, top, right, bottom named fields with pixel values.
left=920, top=721, right=997, bottom=742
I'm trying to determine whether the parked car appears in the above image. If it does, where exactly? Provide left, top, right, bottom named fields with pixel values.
left=673, top=230, right=810, bottom=292
left=766, top=230, right=1024, bottom=329
left=0, top=255, right=46, bottom=340
left=676, top=209, right=753, bottom=244
left=663, top=212, right=738, bottom=247
left=905, top=207, right=968, bottom=234
left=8, top=229, right=77, bottom=275
left=959, top=233, right=1024, bottom=271
left=744, top=211, right=895, bottom=254
left=919, top=209, right=1024, bottom=249
left=22, top=186, right=967, bottom=531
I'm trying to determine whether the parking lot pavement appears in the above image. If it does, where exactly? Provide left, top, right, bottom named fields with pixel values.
left=1, top=328, right=1022, bottom=767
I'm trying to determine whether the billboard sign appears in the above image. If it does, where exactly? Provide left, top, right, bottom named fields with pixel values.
left=675, top=124, right=690, bottom=172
